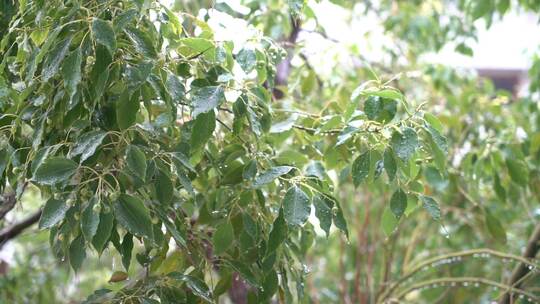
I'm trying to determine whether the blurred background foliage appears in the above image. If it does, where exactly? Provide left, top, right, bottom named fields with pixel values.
left=1, top=0, right=540, bottom=303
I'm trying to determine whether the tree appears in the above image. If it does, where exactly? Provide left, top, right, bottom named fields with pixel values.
left=0, top=0, right=539, bottom=303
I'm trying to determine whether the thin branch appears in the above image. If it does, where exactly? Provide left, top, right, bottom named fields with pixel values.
left=394, top=277, right=539, bottom=302
left=499, top=223, right=540, bottom=304
left=0, top=210, right=42, bottom=248
left=380, top=248, right=540, bottom=302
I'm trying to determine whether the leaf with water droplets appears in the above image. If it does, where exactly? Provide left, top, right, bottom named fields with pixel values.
left=352, top=151, right=370, bottom=186
left=391, top=127, right=419, bottom=161
left=71, top=130, right=107, bottom=163
left=81, top=197, right=100, bottom=241
left=313, top=194, right=333, bottom=237
left=390, top=188, right=407, bottom=218
left=192, top=86, right=224, bottom=118
left=92, top=19, right=116, bottom=55
left=283, top=186, right=311, bottom=226
left=420, top=195, right=441, bottom=221
left=33, top=157, right=78, bottom=185
left=114, top=194, right=153, bottom=240
left=252, top=166, right=293, bottom=188
left=39, top=198, right=69, bottom=229
left=168, top=273, right=213, bottom=303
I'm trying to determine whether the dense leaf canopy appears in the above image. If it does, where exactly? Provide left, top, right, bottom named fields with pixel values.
left=1, top=0, right=540, bottom=303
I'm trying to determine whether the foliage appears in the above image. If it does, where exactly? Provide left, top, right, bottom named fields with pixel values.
left=0, top=0, right=539, bottom=303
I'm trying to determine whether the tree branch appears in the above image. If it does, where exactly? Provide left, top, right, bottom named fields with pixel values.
left=0, top=210, right=41, bottom=248
left=0, top=192, right=16, bottom=221
left=499, top=222, right=540, bottom=304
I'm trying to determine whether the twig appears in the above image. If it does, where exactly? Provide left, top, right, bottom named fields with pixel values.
left=393, top=277, right=538, bottom=302
left=499, top=223, right=540, bottom=304
left=0, top=210, right=42, bottom=248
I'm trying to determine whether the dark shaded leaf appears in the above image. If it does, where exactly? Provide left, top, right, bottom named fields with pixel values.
left=69, top=234, right=86, bottom=272
left=33, top=157, right=78, bottom=185
left=390, top=188, right=407, bottom=218
left=92, top=210, right=114, bottom=253
left=114, top=194, right=153, bottom=240
left=71, top=130, right=107, bottom=163
left=126, top=145, right=147, bottom=181
left=81, top=197, right=100, bottom=241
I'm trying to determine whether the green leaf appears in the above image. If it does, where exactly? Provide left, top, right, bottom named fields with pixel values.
left=353, top=86, right=403, bottom=101
left=156, top=169, right=173, bottom=205
left=121, top=233, right=134, bottom=270
left=43, top=36, right=73, bottom=81
left=242, top=160, right=258, bottom=180
left=425, top=124, right=448, bottom=153
left=391, top=127, right=419, bottom=162
left=266, top=209, right=288, bottom=254
left=69, top=234, right=86, bottom=272
left=352, top=151, right=370, bottom=186
left=229, top=260, right=259, bottom=287
left=420, top=195, right=441, bottom=221
left=485, top=210, right=507, bottom=244
left=283, top=186, right=311, bottom=226
left=190, top=110, right=216, bottom=150
left=90, top=44, right=112, bottom=101
left=424, top=113, right=443, bottom=133
left=390, top=188, right=407, bottom=218
left=124, top=27, right=157, bottom=57
left=81, top=197, right=100, bottom=241
left=383, top=148, right=397, bottom=181
left=33, top=157, right=78, bottom=185
left=168, top=273, right=213, bottom=303
left=506, top=158, right=529, bottom=186
left=166, top=73, right=185, bottom=101
left=260, top=270, right=279, bottom=300
left=253, top=166, right=293, bottom=188
left=92, top=210, right=114, bottom=253
left=71, top=130, right=107, bottom=163
left=114, top=194, right=153, bottom=240
left=192, top=86, right=224, bottom=118
left=237, top=47, right=257, bottom=73
left=313, top=194, right=333, bottom=237
left=364, top=96, right=397, bottom=123
left=62, top=48, right=82, bottom=100
left=493, top=174, right=506, bottom=202
left=38, top=198, right=69, bottom=229
left=212, top=221, right=234, bottom=255
left=332, top=200, right=349, bottom=238
left=126, top=145, right=147, bottom=181
left=116, top=90, right=140, bottom=129
left=381, top=207, right=398, bottom=236
left=92, top=19, right=116, bottom=55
